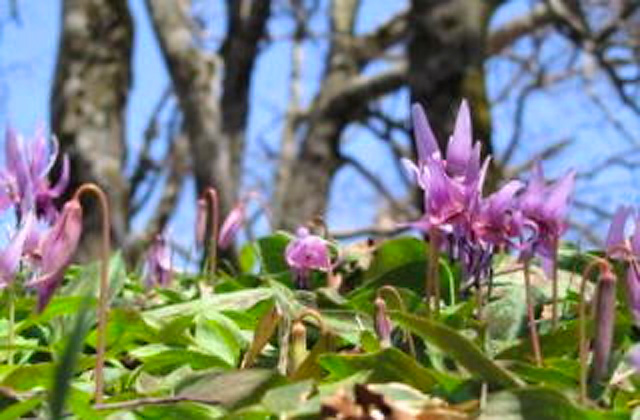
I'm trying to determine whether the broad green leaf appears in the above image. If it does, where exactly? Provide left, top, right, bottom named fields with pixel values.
left=133, top=402, right=224, bottom=420
left=257, top=233, right=292, bottom=274
left=194, top=312, right=246, bottom=366
left=1, top=363, right=53, bottom=391
left=0, top=397, right=43, bottom=420
left=239, top=242, right=259, bottom=273
left=357, top=237, right=427, bottom=295
left=319, top=347, right=442, bottom=393
left=176, top=369, right=285, bottom=409
left=479, top=387, right=602, bottom=420
left=261, top=379, right=314, bottom=414
left=130, top=344, right=230, bottom=374
left=391, top=311, right=522, bottom=388
left=142, top=288, right=273, bottom=326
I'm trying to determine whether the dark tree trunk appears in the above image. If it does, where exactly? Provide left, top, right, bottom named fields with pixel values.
left=408, top=0, right=498, bottom=188
left=51, top=0, right=133, bottom=259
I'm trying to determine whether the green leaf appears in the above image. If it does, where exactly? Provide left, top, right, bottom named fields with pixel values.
left=261, top=380, right=314, bottom=414
left=319, top=347, right=442, bottom=393
left=239, top=242, right=259, bottom=273
left=357, top=237, right=427, bottom=295
left=1, top=364, right=53, bottom=391
left=133, top=402, right=224, bottom=420
left=142, top=288, right=274, bottom=326
left=391, top=311, right=522, bottom=388
left=130, top=344, right=231, bottom=374
left=193, top=312, right=246, bottom=366
left=176, top=369, right=285, bottom=409
left=0, top=397, right=43, bottom=420
left=257, top=233, right=292, bottom=274
left=479, top=387, right=601, bottom=420
left=50, top=299, right=92, bottom=420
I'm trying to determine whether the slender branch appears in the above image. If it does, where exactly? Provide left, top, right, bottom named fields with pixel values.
left=322, top=63, right=407, bottom=117
left=487, top=3, right=555, bottom=55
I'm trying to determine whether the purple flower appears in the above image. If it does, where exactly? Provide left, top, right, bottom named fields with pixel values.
left=1, top=127, right=69, bottom=221
left=143, top=235, right=173, bottom=288
left=26, top=199, right=83, bottom=311
left=519, top=162, right=575, bottom=273
left=627, top=344, right=640, bottom=373
left=605, top=207, right=640, bottom=325
left=405, top=101, right=490, bottom=235
left=285, top=227, right=331, bottom=289
left=470, top=180, right=524, bottom=248
left=218, top=202, right=246, bottom=250
left=0, top=212, right=35, bottom=289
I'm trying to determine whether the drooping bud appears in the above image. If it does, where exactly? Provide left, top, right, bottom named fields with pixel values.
left=288, top=320, right=308, bottom=375
left=27, top=198, right=83, bottom=311
left=590, top=267, right=617, bottom=385
left=143, top=234, right=173, bottom=289
left=218, top=202, right=246, bottom=250
left=374, top=296, right=392, bottom=348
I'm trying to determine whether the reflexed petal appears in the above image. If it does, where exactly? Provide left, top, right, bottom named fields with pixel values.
left=411, top=103, right=440, bottom=162
left=625, top=265, right=640, bottom=325
left=48, top=154, right=70, bottom=197
left=631, top=216, right=640, bottom=255
left=0, top=212, right=34, bottom=288
left=606, top=205, right=632, bottom=256
left=446, top=100, right=472, bottom=176
left=543, top=169, right=576, bottom=221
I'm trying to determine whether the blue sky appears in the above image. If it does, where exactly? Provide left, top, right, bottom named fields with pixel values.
left=0, top=0, right=638, bottom=253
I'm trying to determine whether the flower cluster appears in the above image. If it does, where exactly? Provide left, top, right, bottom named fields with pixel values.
left=0, top=128, right=80, bottom=310
left=405, top=101, right=575, bottom=284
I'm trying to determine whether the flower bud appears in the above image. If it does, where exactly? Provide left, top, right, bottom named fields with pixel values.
left=590, top=267, right=617, bottom=384
left=288, top=320, right=308, bottom=374
left=374, top=296, right=392, bottom=348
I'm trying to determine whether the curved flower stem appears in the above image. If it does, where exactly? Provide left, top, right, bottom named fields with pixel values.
left=73, top=183, right=111, bottom=405
left=202, top=188, right=219, bottom=284
left=378, top=285, right=416, bottom=358
left=523, top=262, right=543, bottom=367
left=295, top=308, right=327, bottom=335
left=578, top=257, right=611, bottom=405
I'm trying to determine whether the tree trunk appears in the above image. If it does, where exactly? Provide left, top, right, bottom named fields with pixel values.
left=408, top=0, right=497, bottom=187
left=50, top=0, right=133, bottom=259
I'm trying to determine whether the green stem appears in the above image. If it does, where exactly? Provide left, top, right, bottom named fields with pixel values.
left=426, top=230, right=441, bottom=317
left=7, top=286, right=15, bottom=366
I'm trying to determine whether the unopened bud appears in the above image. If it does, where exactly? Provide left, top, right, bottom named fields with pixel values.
left=288, top=320, right=308, bottom=374
left=590, top=267, right=617, bottom=384
left=374, top=297, right=392, bottom=348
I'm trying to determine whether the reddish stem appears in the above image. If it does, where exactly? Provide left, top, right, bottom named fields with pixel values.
left=202, top=188, right=219, bottom=283
left=73, top=183, right=111, bottom=404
